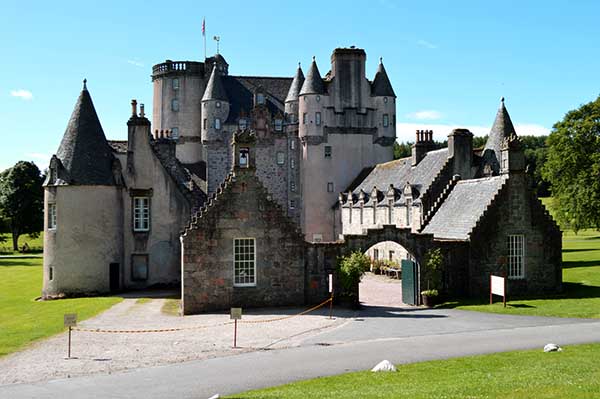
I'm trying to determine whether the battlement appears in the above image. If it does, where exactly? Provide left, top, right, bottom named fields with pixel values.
left=151, top=60, right=205, bottom=80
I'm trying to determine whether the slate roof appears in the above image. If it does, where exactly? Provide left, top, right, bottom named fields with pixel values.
left=371, top=60, right=395, bottom=97
left=483, top=98, right=517, bottom=172
left=56, top=83, right=116, bottom=185
left=352, top=148, right=449, bottom=199
left=422, top=175, right=507, bottom=240
left=299, top=58, right=326, bottom=95
left=107, top=140, right=128, bottom=153
left=222, top=76, right=292, bottom=123
left=202, top=66, right=228, bottom=101
left=285, top=64, right=305, bottom=102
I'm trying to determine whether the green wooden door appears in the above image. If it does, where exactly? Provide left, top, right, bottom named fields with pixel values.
left=401, top=259, right=417, bottom=305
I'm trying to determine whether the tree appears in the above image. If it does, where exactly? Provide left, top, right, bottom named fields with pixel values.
left=0, top=161, right=44, bottom=250
left=542, top=96, right=600, bottom=232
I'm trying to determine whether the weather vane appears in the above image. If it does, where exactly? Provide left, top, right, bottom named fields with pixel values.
left=213, top=36, right=221, bottom=54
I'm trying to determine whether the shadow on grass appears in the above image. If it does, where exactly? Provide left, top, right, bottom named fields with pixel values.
left=562, top=260, right=600, bottom=269
left=563, top=248, right=599, bottom=253
left=0, top=257, right=43, bottom=267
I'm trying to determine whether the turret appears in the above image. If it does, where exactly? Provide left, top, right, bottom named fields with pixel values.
left=482, top=97, right=517, bottom=175
left=298, top=57, right=327, bottom=140
left=284, top=63, right=305, bottom=123
left=201, top=63, right=230, bottom=142
left=371, top=57, right=396, bottom=144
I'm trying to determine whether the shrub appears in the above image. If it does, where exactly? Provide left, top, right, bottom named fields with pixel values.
left=339, top=251, right=370, bottom=291
left=423, top=248, right=443, bottom=291
left=420, top=289, right=439, bottom=297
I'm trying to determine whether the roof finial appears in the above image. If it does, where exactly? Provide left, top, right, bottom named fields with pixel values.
left=379, top=57, right=383, bottom=64
left=298, top=61, right=301, bottom=68
left=501, top=96, right=505, bottom=104
left=83, top=78, right=87, bottom=90
left=312, top=56, right=316, bottom=62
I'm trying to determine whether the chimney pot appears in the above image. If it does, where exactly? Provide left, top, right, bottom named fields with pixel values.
left=140, top=103, right=145, bottom=118
left=131, top=100, right=137, bottom=117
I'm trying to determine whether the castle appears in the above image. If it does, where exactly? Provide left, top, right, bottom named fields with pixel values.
left=42, top=47, right=562, bottom=313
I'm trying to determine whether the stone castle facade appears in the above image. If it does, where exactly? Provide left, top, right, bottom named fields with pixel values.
left=42, top=46, right=562, bottom=312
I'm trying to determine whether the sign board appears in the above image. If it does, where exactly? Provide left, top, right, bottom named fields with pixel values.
left=64, top=313, right=77, bottom=327
left=490, top=274, right=507, bottom=307
left=328, top=273, right=333, bottom=294
left=230, top=307, right=242, bottom=320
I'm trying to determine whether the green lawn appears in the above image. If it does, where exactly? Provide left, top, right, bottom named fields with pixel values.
left=0, top=257, right=122, bottom=357
left=0, top=232, right=44, bottom=254
left=230, top=343, right=600, bottom=398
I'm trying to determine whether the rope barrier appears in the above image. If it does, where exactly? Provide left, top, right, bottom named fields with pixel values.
left=71, top=297, right=333, bottom=334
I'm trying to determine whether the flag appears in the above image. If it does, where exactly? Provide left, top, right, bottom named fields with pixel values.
left=202, top=18, right=205, bottom=37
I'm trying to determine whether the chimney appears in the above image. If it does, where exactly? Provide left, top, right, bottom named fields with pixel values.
left=330, top=47, right=367, bottom=110
left=447, top=129, right=473, bottom=178
left=411, top=130, right=436, bottom=166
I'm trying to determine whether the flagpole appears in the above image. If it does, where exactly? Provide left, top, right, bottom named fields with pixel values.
left=202, top=17, right=206, bottom=60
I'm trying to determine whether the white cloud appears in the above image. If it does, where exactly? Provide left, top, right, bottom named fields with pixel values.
left=417, top=39, right=437, bottom=49
left=396, top=122, right=550, bottom=142
left=10, top=89, right=33, bottom=100
left=406, top=110, right=443, bottom=120
left=127, top=59, right=144, bottom=67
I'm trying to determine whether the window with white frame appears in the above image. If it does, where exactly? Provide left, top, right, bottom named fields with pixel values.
left=256, top=93, right=265, bottom=105
left=290, top=139, right=296, bottom=150
left=172, top=78, right=180, bottom=90
left=215, top=117, right=221, bottom=130
left=133, top=197, right=150, bottom=231
left=383, top=114, right=389, bottom=127
left=48, top=203, right=57, bottom=230
left=507, top=234, right=525, bottom=278
left=171, top=99, right=179, bottom=112
left=315, top=112, right=322, bottom=126
left=373, top=249, right=379, bottom=260
left=290, top=159, right=295, bottom=169
left=276, top=152, right=285, bottom=165
left=234, top=238, right=256, bottom=286
left=274, top=118, right=283, bottom=131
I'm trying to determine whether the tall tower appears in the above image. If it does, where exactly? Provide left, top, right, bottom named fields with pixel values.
left=201, top=63, right=231, bottom=195
left=151, top=60, right=205, bottom=164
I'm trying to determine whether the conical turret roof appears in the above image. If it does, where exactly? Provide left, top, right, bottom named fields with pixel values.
left=484, top=97, right=517, bottom=163
left=371, top=58, right=395, bottom=97
left=285, top=63, right=305, bottom=102
left=55, top=80, right=115, bottom=185
left=299, top=57, right=326, bottom=95
left=202, top=64, right=228, bottom=101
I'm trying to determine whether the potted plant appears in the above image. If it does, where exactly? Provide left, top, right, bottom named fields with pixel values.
left=420, top=289, right=439, bottom=307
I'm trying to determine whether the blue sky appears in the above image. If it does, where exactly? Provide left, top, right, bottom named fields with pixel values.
left=1, top=0, right=600, bottom=172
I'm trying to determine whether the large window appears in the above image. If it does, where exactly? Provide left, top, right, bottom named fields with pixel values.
left=234, top=238, right=256, bottom=286
left=171, top=99, right=179, bottom=112
left=133, top=197, right=150, bottom=232
left=508, top=234, right=525, bottom=279
left=215, top=117, right=221, bottom=130
left=48, top=203, right=57, bottom=230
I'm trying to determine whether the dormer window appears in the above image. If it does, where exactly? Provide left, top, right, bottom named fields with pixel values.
left=256, top=93, right=265, bottom=105
left=239, top=118, right=248, bottom=130
left=239, top=147, right=249, bottom=168
left=274, top=118, right=283, bottom=131
left=216, top=101, right=221, bottom=108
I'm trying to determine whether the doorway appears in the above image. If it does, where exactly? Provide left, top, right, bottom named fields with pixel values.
left=109, top=263, right=120, bottom=293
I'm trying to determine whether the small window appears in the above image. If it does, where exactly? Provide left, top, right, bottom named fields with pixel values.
left=316, top=95, right=321, bottom=102
left=215, top=118, right=221, bottom=130
left=312, top=234, right=323, bottom=243
left=216, top=101, right=221, bottom=108
left=239, top=147, right=249, bottom=167
left=508, top=234, right=525, bottom=279
left=239, top=118, right=248, bottom=130
left=290, top=200, right=296, bottom=209
left=171, top=127, right=179, bottom=139
left=327, top=182, right=334, bottom=192
left=406, top=198, right=412, bottom=226
left=172, top=78, right=180, bottom=90
left=276, top=152, right=285, bottom=165
left=290, top=159, right=295, bottom=169
left=256, top=93, right=265, bottom=105
left=316, top=112, right=322, bottom=126
left=383, top=114, right=389, bottom=127
left=373, top=249, right=379, bottom=260
left=49, top=267, right=53, bottom=281
left=290, top=140, right=296, bottom=150
left=132, top=254, right=149, bottom=281
left=48, top=203, right=57, bottom=230
left=383, top=97, right=388, bottom=103
left=171, top=99, right=179, bottom=112
left=389, top=250, right=394, bottom=261
left=133, top=197, right=150, bottom=232
left=274, top=118, right=283, bottom=131
left=303, top=113, right=307, bottom=124
left=290, top=181, right=296, bottom=192
left=234, top=238, right=256, bottom=286
left=324, top=146, right=332, bottom=158
left=203, top=118, right=208, bottom=129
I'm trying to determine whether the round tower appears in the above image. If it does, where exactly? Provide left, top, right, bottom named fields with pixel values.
left=371, top=57, right=397, bottom=163
left=151, top=60, right=205, bottom=164
left=284, top=63, right=305, bottom=124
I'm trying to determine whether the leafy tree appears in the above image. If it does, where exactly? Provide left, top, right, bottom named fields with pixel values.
left=542, top=96, right=600, bottom=232
left=422, top=248, right=443, bottom=291
left=0, top=161, right=44, bottom=250
left=393, top=141, right=413, bottom=159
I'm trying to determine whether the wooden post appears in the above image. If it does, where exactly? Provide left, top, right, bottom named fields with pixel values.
left=233, top=319, right=237, bottom=348
left=503, top=272, right=507, bottom=308
left=67, top=326, right=72, bottom=358
left=489, top=274, right=493, bottom=305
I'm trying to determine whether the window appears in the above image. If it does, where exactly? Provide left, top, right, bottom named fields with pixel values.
left=315, top=112, right=322, bottom=126
left=133, top=197, right=150, bottom=232
left=234, top=238, right=256, bottom=286
left=383, top=97, right=388, bottom=103
left=239, top=118, right=248, bottom=130
left=216, top=101, right=221, bottom=108
left=383, top=114, right=389, bottom=127
left=373, top=249, right=379, bottom=260
left=290, top=200, right=296, bottom=209
left=132, top=254, right=149, bottom=281
left=290, top=139, right=296, bottom=150
left=508, top=234, right=525, bottom=279
left=203, top=118, right=208, bottom=129
left=48, top=203, right=57, bottom=230
left=290, top=159, right=295, bottom=169
left=502, top=154, right=508, bottom=170
left=276, top=152, right=285, bottom=165
left=324, top=146, right=332, bottom=158
left=406, top=199, right=412, bottom=226
left=274, top=118, right=283, bottom=131
left=389, top=250, right=395, bottom=261
left=215, top=118, right=221, bottom=130
left=49, top=267, right=53, bottom=281
left=303, top=113, right=307, bottom=124
left=171, top=127, right=179, bottom=139
left=290, top=181, right=296, bottom=192
left=239, top=147, right=249, bottom=167
left=172, top=78, right=180, bottom=90
left=256, top=93, right=265, bottom=105
left=313, top=234, right=323, bottom=243
left=171, top=99, right=179, bottom=112
left=327, top=182, right=334, bottom=192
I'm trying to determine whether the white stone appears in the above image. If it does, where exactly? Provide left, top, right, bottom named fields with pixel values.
left=543, top=343, right=562, bottom=352
left=371, top=359, right=397, bottom=372
left=207, top=394, right=220, bottom=399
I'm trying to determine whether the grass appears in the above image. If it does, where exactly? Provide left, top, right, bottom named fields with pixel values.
left=0, top=257, right=122, bottom=357
left=229, top=343, right=600, bottom=398
left=161, top=298, right=181, bottom=315
left=0, top=232, right=44, bottom=255
left=135, top=298, right=153, bottom=305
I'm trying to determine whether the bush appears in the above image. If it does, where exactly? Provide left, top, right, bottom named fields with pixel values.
left=339, top=251, right=371, bottom=291
left=423, top=248, right=443, bottom=291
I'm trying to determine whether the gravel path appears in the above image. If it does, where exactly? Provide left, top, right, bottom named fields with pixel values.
left=359, top=272, right=404, bottom=307
left=0, top=297, right=352, bottom=385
